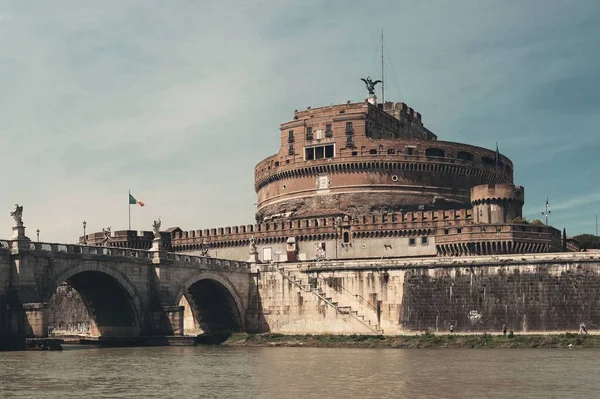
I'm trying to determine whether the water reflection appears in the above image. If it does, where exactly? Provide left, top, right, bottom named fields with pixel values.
left=0, top=346, right=598, bottom=398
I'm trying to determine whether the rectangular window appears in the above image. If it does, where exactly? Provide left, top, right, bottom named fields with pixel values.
left=288, top=144, right=294, bottom=155
left=305, top=144, right=335, bottom=160
left=444, top=229, right=449, bottom=235
left=315, top=146, right=324, bottom=159
left=457, top=228, right=462, bottom=234
left=325, top=145, right=334, bottom=158
left=263, top=247, right=272, bottom=262
left=325, top=124, right=332, bottom=132
left=345, top=122, right=353, bottom=132
left=306, top=127, right=313, bottom=140
left=406, top=147, right=414, bottom=155
left=409, top=238, right=416, bottom=246
left=305, top=147, right=315, bottom=160
left=421, top=237, right=428, bottom=245
left=288, top=130, right=294, bottom=143
left=351, top=151, right=358, bottom=156
left=387, top=149, right=396, bottom=154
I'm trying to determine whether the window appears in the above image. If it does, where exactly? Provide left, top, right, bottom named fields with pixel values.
left=369, top=149, right=378, bottom=155
left=343, top=231, right=350, bottom=243
left=457, top=228, right=462, bottom=234
left=421, top=237, right=428, bottom=245
left=444, top=229, right=449, bottom=235
left=325, top=124, right=333, bottom=136
left=306, top=127, right=313, bottom=140
left=351, top=151, right=358, bottom=156
left=325, top=145, right=334, bottom=158
left=425, top=148, right=445, bottom=158
left=305, top=147, right=315, bottom=160
left=288, top=144, right=295, bottom=155
left=406, top=147, right=414, bottom=155
left=457, top=151, right=474, bottom=162
left=305, top=144, right=334, bottom=160
left=263, top=247, right=272, bottom=262
left=482, top=156, right=495, bottom=165
left=409, top=238, right=416, bottom=246
left=288, top=130, right=294, bottom=143
left=387, top=149, right=396, bottom=155
left=345, top=122, right=353, bottom=132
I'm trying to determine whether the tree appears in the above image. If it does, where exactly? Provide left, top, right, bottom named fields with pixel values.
left=562, top=228, right=567, bottom=252
left=573, top=234, right=600, bottom=250
left=531, top=219, right=544, bottom=226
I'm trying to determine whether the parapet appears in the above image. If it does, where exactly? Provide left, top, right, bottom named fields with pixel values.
left=471, top=184, right=524, bottom=205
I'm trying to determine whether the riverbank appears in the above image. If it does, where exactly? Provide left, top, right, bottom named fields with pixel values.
left=223, top=333, right=600, bottom=348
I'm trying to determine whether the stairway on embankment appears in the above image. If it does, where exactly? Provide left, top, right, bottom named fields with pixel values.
left=276, top=267, right=383, bottom=335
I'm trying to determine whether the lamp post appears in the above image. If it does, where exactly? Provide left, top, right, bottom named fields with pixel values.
left=83, top=220, right=87, bottom=244
left=36, top=229, right=40, bottom=242
left=541, top=195, right=551, bottom=226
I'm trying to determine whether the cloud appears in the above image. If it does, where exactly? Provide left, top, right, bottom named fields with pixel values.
left=1, top=1, right=600, bottom=242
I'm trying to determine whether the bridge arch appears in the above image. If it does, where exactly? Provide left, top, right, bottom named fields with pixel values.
left=175, top=271, right=246, bottom=334
left=46, top=262, right=144, bottom=337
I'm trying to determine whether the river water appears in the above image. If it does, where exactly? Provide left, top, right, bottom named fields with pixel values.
left=1, top=345, right=598, bottom=398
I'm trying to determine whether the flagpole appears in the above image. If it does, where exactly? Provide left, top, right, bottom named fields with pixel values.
left=128, top=189, right=131, bottom=231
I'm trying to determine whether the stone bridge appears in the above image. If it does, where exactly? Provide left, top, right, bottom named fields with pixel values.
left=0, top=230, right=263, bottom=350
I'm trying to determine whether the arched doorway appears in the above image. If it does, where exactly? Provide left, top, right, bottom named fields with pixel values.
left=177, top=277, right=244, bottom=335
left=47, top=269, right=141, bottom=338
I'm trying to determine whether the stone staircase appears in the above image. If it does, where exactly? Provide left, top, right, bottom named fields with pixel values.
left=277, top=268, right=383, bottom=335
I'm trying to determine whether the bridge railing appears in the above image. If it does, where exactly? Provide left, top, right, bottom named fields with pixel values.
left=25, top=241, right=153, bottom=259
left=167, top=253, right=250, bottom=269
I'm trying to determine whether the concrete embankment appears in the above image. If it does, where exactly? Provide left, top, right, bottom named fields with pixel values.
left=223, top=333, right=600, bottom=349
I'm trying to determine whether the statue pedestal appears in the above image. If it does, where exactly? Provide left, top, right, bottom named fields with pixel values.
left=11, top=225, right=25, bottom=239
left=247, top=251, right=260, bottom=264
left=366, top=94, right=377, bottom=105
left=10, top=225, right=30, bottom=253
left=151, top=237, right=166, bottom=264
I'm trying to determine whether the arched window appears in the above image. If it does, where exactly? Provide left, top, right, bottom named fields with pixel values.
left=343, top=231, right=350, bottom=243
left=425, top=148, right=445, bottom=158
left=482, top=156, right=495, bottom=166
left=456, top=151, right=473, bottom=162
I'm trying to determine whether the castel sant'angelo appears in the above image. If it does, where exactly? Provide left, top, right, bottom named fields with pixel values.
left=83, top=79, right=566, bottom=260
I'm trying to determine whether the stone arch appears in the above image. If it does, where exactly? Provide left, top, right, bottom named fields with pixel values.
left=47, top=262, right=145, bottom=337
left=175, top=271, right=246, bottom=334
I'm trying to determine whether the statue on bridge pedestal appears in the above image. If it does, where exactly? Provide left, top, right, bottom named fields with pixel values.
left=10, top=204, right=23, bottom=227
left=101, top=227, right=111, bottom=246
left=200, top=238, right=210, bottom=257
left=249, top=236, right=257, bottom=255
left=152, top=218, right=161, bottom=239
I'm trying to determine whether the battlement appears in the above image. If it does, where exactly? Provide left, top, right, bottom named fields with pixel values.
left=80, top=230, right=172, bottom=250
left=171, top=209, right=473, bottom=247
left=471, top=183, right=524, bottom=204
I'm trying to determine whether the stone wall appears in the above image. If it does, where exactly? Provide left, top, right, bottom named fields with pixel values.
left=261, top=253, right=600, bottom=335
left=48, top=283, right=92, bottom=336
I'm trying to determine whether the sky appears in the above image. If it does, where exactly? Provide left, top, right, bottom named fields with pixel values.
left=1, top=0, right=600, bottom=243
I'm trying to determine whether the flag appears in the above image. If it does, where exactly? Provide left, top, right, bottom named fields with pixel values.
left=129, top=193, right=145, bottom=207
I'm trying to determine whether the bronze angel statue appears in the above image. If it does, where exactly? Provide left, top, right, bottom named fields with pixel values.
left=361, top=77, right=382, bottom=95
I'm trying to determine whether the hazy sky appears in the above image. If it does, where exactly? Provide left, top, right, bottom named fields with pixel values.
left=1, top=1, right=599, bottom=242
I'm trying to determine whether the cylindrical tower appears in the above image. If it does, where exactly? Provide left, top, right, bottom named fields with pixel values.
left=254, top=100, right=514, bottom=221
left=471, top=183, right=524, bottom=224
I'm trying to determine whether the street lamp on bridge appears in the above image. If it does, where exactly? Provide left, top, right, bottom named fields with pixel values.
left=83, top=220, right=87, bottom=244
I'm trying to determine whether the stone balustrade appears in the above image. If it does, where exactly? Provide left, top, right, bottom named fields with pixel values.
left=0, top=238, right=250, bottom=269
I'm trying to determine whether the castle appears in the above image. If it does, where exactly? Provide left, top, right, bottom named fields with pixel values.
left=81, top=87, right=567, bottom=260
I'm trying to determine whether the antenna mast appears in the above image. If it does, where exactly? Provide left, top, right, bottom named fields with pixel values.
left=381, top=29, right=385, bottom=105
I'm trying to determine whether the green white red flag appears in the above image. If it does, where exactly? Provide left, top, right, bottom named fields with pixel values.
left=129, top=193, right=145, bottom=207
